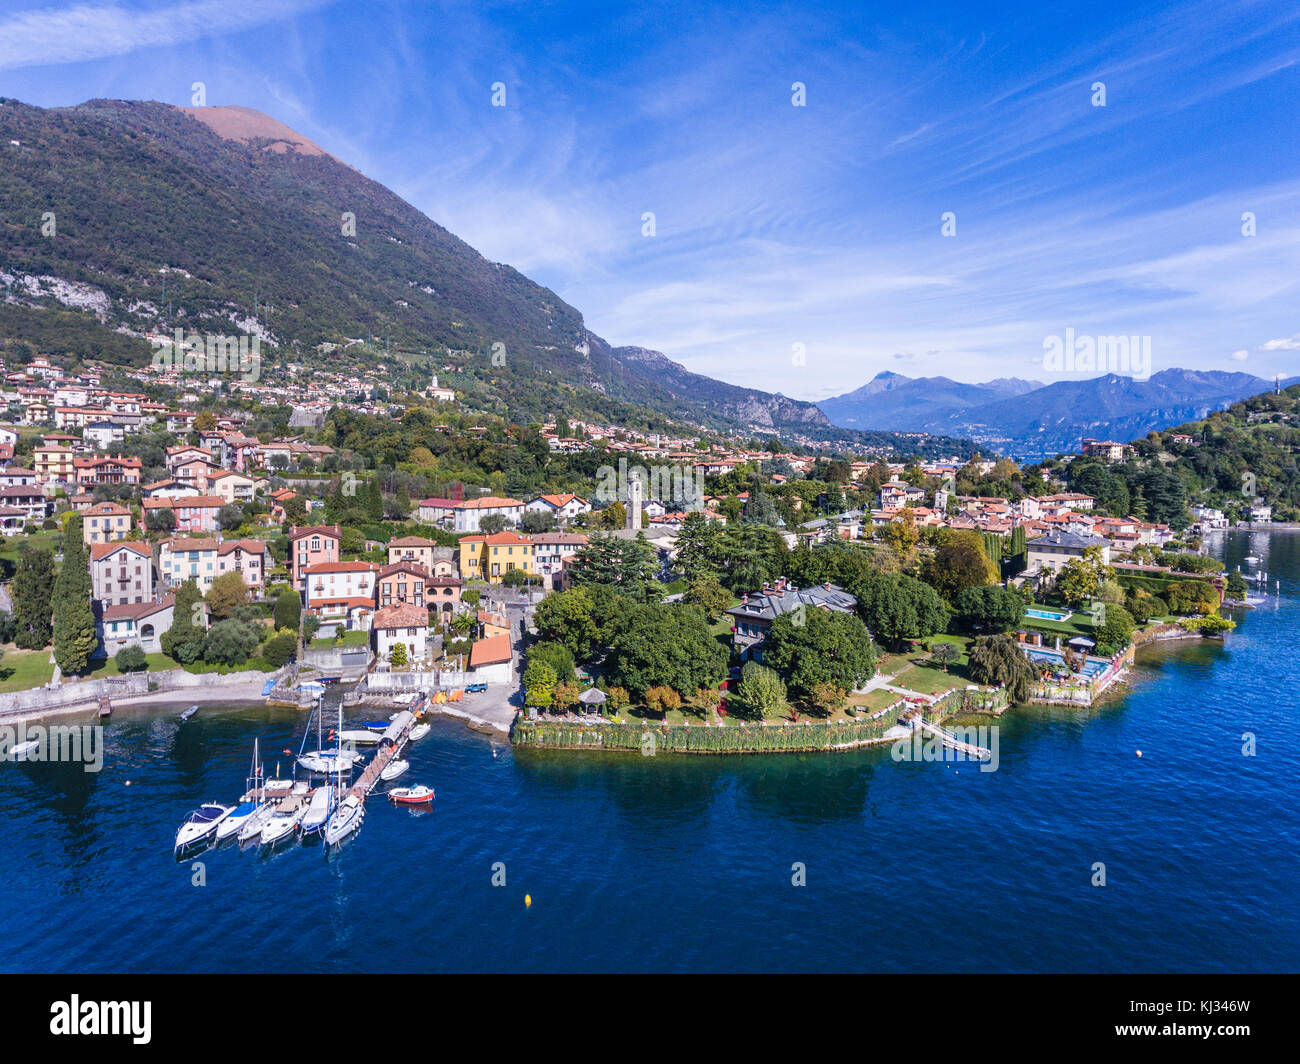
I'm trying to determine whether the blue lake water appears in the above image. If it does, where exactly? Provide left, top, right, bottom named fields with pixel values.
left=2, top=530, right=1298, bottom=972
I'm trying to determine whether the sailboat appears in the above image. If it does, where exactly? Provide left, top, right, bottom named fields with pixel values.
left=216, top=739, right=267, bottom=842
left=323, top=794, right=364, bottom=847
left=303, top=704, right=348, bottom=839
left=297, top=700, right=362, bottom=775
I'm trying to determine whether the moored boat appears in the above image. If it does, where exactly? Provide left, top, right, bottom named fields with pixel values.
left=323, top=794, right=364, bottom=847
left=380, top=758, right=410, bottom=782
left=388, top=785, right=434, bottom=805
left=175, top=803, right=233, bottom=853
left=408, top=723, right=431, bottom=742
left=259, top=795, right=306, bottom=848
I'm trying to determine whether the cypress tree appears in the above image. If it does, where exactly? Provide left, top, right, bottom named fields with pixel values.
left=11, top=544, right=55, bottom=650
left=53, top=514, right=98, bottom=675
left=162, top=580, right=206, bottom=663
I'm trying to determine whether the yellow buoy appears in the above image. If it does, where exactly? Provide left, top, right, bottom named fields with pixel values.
left=524, top=894, right=532, bottom=908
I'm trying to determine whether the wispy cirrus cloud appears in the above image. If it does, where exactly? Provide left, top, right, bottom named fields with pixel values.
left=0, top=0, right=334, bottom=71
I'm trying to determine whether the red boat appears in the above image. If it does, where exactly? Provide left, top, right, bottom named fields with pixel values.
left=388, top=785, right=435, bottom=806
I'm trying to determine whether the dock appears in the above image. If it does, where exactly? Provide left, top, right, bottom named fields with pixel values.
left=348, top=707, right=420, bottom=799
left=912, top=718, right=992, bottom=759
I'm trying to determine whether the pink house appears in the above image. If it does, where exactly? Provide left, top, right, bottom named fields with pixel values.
left=289, top=524, right=342, bottom=590
left=141, top=494, right=224, bottom=534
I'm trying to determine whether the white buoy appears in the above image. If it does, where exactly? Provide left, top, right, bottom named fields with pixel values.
left=1135, top=750, right=1143, bottom=758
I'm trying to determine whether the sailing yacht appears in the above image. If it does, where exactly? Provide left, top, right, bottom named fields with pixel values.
left=297, top=702, right=363, bottom=774
left=217, top=739, right=267, bottom=842
left=323, top=795, right=364, bottom=847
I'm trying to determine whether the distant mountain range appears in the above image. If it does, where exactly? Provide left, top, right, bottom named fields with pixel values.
left=0, top=98, right=973, bottom=456
left=819, top=369, right=1298, bottom=457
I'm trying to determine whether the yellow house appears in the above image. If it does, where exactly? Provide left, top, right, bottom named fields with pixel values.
left=458, top=531, right=534, bottom=583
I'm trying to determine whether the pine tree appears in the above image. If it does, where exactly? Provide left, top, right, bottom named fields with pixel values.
left=162, top=580, right=206, bottom=663
left=53, top=515, right=97, bottom=675
left=365, top=478, right=384, bottom=520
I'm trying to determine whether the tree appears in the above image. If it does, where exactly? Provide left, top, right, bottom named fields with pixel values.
left=151, top=507, right=176, bottom=533
left=527, top=639, right=577, bottom=683
left=1094, top=604, right=1136, bottom=652
left=644, top=685, right=683, bottom=716
left=262, top=631, right=298, bottom=667
left=203, top=619, right=261, bottom=665
left=570, top=533, right=658, bottom=597
left=533, top=588, right=598, bottom=660
left=1225, top=570, right=1248, bottom=599
left=856, top=572, right=949, bottom=649
left=741, top=488, right=779, bottom=527
left=273, top=588, right=301, bottom=632
left=390, top=641, right=408, bottom=667
left=674, top=512, right=722, bottom=580
left=682, top=577, right=732, bottom=623
left=1056, top=546, right=1110, bottom=606
left=732, top=661, right=787, bottom=719
left=920, top=531, right=997, bottom=602
left=606, top=603, right=727, bottom=699
left=520, top=510, right=556, bottom=534
left=931, top=642, right=960, bottom=672
left=479, top=513, right=508, bottom=535
left=206, top=571, right=251, bottom=620
left=52, top=517, right=96, bottom=674
left=764, top=608, right=876, bottom=696
left=114, top=645, right=148, bottom=672
left=523, top=659, right=557, bottom=707
left=162, top=580, right=206, bottom=663
left=954, top=585, right=1026, bottom=632
left=217, top=504, right=245, bottom=531
left=10, top=545, right=55, bottom=649
left=967, top=634, right=1037, bottom=704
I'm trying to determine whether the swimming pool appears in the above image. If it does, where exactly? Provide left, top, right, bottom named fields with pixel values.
left=1024, top=647, right=1108, bottom=679
left=1025, top=607, right=1073, bottom=622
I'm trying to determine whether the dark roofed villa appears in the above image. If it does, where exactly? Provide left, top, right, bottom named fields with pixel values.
left=725, top=578, right=857, bottom=662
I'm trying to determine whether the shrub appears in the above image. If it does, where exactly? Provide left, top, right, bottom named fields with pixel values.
left=114, top=645, right=148, bottom=672
left=644, top=686, right=682, bottom=715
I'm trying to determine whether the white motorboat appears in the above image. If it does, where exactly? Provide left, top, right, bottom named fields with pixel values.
left=323, top=794, right=364, bottom=847
left=174, top=803, right=233, bottom=853
left=380, top=758, right=410, bottom=782
left=259, top=796, right=306, bottom=847
left=9, top=739, right=40, bottom=761
left=391, top=694, right=414, bottom=706
left=216, top=800, right=262, bottom=841
left=299, top=786, right=334, bottom=838
left=236, top=803, right=276, bottom=843
left=408, top=723, right=431, bottom=742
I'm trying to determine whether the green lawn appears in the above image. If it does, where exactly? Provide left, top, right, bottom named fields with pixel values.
left=310, top=629, right=369, bottom=650
left=0, top=649, right=56, bottom=692
left=84, top=652, right=175, bottom=679
left=889, top=659, right=971, bottom=697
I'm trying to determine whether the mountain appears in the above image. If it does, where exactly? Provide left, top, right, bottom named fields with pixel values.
left=0, top=97, right=971, bottom=455
left=820, top=367, right=1291, bottom=457
left=818, top=372, right=1041, bottom=431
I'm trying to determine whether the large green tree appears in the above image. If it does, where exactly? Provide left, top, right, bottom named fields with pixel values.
left=967, top=633, right=1037, bottom=704
left=52, top=514, right=97, bottom=675
left=763, top=608, right=876, bottom=696
left=856, top=572, right=949, bottom=649
left=606, top=603, right=727, bottom=698
left=11, top=544, right=56, bottom=650
left=162, top=580, right=206, bottom=663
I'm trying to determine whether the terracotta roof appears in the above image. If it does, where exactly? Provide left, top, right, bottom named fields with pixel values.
left=374, top=603, right=429, bottom=629
left=469, top=634, right=512, bottom=667
left=84, top=501, right=131, bottom=516
left=289, top=524, right=342, bottom=541
left=89, top=541, right=152, bottom=561
left=304, top=560, right=376, bottom=574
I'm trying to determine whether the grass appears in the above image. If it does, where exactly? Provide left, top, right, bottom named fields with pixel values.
left=309, top=629, right=369, bottom=650
left=0, top=648, right=56, bottom=692
left=0, top=530, right=62, bottom=578
left=889, top=660, right=970, bottom=697
left=83, top=652, right=175, bottom=678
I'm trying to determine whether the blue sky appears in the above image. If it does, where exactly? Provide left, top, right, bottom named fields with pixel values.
left=1, top=0, right=1298, bottom=400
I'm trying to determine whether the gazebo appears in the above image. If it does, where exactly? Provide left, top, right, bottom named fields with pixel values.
left=1068, top=636, right=1096, bottom=653
left=578, top=688, right=607, bottom=707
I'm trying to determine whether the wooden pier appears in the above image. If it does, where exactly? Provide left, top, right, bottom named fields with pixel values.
left=347, top=707, right=419, bottom=799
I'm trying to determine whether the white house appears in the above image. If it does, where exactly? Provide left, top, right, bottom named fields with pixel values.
left=158, top=537, right=268, bottom=593
left=304, top=560, right=377, bottom=630
left=97, top=596, right=176, bottom=656
left=525, top=493, right=590, bottom=523
left=373, top=603, right=429, bottom=662
left=451, top=496, right=524, bottom=533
